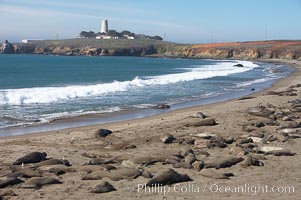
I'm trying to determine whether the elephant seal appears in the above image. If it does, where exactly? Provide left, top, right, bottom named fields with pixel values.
left=184, top=153, right=196, bottom=165
left=200, top=169, right=232, bottom=179
left=7, top=168, right=42, bottom=178
left=13, top=152, right=47, bottom=165
left=0, top=177, right=23, bottom=188
left=22, top=177, right=62, bottom=189
left=90, top=181, right=116, bottom=193
left=265, top=150, right=296, bottom=156
left=240, top=155, right=264, bottom=167
left=190, top=118, right=217, bottom=127
left=33, top=159, right=71, bottom=168
left=142, top=171, right=153, bottom=179
left=146, top=169, right=192, bottom=187
left=95, top=129, right=112, bottom=138
left=160, top=133, right=175, bottom=143
left=191, top=112, right=207, bottom=119
left=205, top=156, right=244, bottom=169
left=192, top=161, right=205, bottom=171
left=82, top=168, right=142, bottom=181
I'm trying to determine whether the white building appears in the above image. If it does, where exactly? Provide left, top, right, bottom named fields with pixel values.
left=22, top=39, right=44, bottom=43
left=124, top=35, right=135, bottom=39
left=101, top=19, right=108, bottom=34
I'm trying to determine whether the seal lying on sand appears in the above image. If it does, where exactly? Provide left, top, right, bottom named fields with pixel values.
left=146, top=169, right=192, bottom=187
left=33, top=159, right=71, bottom=168
left=22, top=177, right=62, bottom=189
left=13, top=152, right=47, bottom=165
left=189, top=118, right=217, bottom=127
left=7, top=168, right=42, bottom=178
left=82, top=168, right=142, bottom=181
left=200, top=169, right=233, bottom=179
left=0, top=177, right=23, bottom=188
left=90, top=180, right=116, bottom=193
left=204, top=156, right=244, bottom=169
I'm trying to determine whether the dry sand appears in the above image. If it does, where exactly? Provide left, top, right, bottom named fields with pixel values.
left=1, top=59, right=301, bottom=200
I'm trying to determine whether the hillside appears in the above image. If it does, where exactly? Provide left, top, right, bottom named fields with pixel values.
left=2, top=39, right=301, bottom=60
left=13, top=38, right=184, bottom=56
left=180, top=40, right=301, bottom=60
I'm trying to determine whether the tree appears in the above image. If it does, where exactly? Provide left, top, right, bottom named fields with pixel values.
left=150, top=36, right=163, bottom=40
left=107, top=30, right=121, bottom=37
left=120, top=30, right=135, bottom=37
left=79, top=31, right=96, bottom=38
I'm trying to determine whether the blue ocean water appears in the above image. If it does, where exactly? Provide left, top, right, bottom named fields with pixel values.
left=0, top=55, right=291, bottom=130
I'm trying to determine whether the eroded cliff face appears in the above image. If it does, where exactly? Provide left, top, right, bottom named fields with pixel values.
left=163, top=41, right=301, bottom=60
left=1, top=40, right=14, bottom=54
left=11, top=44, right=157, bottom=57
left=4, top=40, right=301, bottom=60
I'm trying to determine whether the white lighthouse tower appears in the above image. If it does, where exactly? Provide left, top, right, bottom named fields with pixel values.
left=101, top=19, right=108, bottom=34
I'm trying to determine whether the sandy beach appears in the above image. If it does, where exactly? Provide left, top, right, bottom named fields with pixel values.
left=1, top=59, right=301, bottom=200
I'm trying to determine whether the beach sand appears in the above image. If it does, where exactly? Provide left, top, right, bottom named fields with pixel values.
left=1, top=59, right=301, bottom=200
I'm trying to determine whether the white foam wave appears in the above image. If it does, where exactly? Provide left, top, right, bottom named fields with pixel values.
left=40, top=107, right=122, bottom=121
left=0, top=60, right=258, bottom=105
left=236, top=78, right=273, bottom=87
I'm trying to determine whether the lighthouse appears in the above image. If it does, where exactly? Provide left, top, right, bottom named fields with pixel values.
left=101, top=19, right=108, bottom=34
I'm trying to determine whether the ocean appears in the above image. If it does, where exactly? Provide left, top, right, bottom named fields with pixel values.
left=0, top=55, right=292, bottom=135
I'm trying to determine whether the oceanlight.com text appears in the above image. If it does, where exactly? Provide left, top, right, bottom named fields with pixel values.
left=131, top=183, right=295, bottom=196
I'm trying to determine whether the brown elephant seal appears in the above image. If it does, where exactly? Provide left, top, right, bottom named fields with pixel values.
left=0, top=177, right=23, bottom=188
left=13, top=152, right=47, bottom=165
left=22, top=177, right=62, bottom=189
left=191, top=112, right=207, bottom=119
left=192, top=161, right=205, bottom=171
left=160, top=133, right=175, bottom=143
left=95, top=129, right=113, bottom=138
left=190, top=118, right=217, bottom=127
left=7, top=168, right=42, bottom=178
left=265, top=150, right=296, bottom=156
left=90, top=181, right=116, bottom=193
left=184, top=153, right=196, bottom=164
left=142, top=171, right=153, bottom=179
left=240, top=155, right=264, bottom=167
left=205, top=156, right=244, bottom=169
left=33, top=159, right=71, bottom=168
left=146, top=169, right=192, bottom=187
left=82, top=168, right=142, bottom=181
left=200, top=169, right=232, bottom=179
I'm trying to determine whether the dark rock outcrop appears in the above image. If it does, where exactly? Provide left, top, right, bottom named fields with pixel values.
left=1, top=40, right=14, bottom=54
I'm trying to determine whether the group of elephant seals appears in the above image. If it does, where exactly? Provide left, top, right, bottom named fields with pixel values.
left=13, top=152, right=47, bottom=165
left=146, top=169, right=192, bottom=187
left=90, top=181, right=116, bottom=193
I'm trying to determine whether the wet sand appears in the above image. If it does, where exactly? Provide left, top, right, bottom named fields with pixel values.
left=0, top=59, right=301, bottom=200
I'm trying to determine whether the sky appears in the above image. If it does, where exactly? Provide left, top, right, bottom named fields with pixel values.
left=1, top=0, right=301, bottom=43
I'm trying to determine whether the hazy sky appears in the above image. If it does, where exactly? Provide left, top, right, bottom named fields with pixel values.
left=1, top=0, right=301, bottom=43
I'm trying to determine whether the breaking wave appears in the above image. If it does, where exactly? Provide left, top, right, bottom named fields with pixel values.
left=0, top=60, right=258, bottom=105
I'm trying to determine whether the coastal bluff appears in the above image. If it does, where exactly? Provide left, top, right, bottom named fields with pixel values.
left=2, top=39, right=301, bottom=60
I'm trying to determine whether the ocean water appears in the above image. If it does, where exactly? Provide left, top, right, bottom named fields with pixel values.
left=0, top=55, right=291, bottom=132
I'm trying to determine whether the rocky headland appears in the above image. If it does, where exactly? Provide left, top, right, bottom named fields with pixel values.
left=1, top=39, right=301, bottom=60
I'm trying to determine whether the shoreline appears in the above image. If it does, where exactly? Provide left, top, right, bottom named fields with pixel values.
left=0, top=59, right=293, bottom=138
left=0, top=58, right=297, bottom=139
left=0, top=58, right=300, bottom=200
